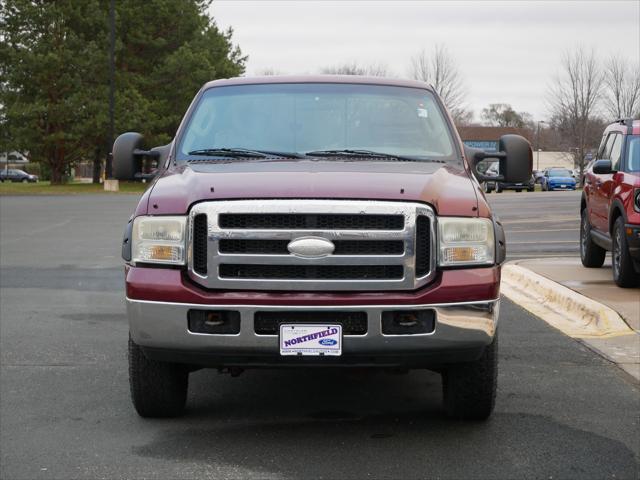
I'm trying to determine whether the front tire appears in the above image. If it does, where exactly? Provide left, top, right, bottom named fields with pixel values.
left=442, top=333, right=497, bottom=421
left=128, top=336, right=188, bottom=417
left=612, top=217, right=639, bottom=287
left=496, top=185, right=503, bottom=193
left=580, top=208, right=606, bottom=268
left=21, top=178, right=28, bottom=183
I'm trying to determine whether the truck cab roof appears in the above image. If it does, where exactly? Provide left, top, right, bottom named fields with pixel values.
left=202, top=75, right=434, bottom=91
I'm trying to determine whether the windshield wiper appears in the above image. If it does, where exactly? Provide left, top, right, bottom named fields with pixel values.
left=187, top=148, right=305, bottom=159
left=304, top=149, right=444, bottom=163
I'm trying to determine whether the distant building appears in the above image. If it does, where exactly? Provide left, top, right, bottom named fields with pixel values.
left=0, top=151, right=29, bottom=164
left=457, top=126, right=534, bottom=152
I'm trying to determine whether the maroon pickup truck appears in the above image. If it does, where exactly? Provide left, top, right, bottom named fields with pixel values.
left=114, top=76, right=532, bottom=420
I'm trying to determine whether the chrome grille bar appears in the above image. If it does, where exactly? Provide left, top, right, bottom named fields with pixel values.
left=187, top=200, right=435, bottom=291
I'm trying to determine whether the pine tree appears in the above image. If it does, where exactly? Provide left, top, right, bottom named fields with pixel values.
left=0, top=0, right=246, bottom=184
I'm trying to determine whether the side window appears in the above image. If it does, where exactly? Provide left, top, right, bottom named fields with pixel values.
left=596, top=134, right=608, bottom=159
left=609, top=134, right=622, bottom=171
left=601, top=133, right=618, bottom=160
left=627, top=137, right=640, bottom=171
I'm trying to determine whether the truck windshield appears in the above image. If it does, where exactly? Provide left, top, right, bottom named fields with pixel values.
left=177, top=83, right=457, bottom=162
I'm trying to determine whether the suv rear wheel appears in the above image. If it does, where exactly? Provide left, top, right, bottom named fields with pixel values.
left=129, top=336, right=189, bottom=417
left=612, top=217, right=639, bottom=287
left=580, top=208, right=606, bottom=268
left=442, top=332, right=497, bottom=420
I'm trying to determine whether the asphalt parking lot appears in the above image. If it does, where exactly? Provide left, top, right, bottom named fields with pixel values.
left=1, top=194, right=639, bottom=479
left=487, top=189, right=581, bottom=259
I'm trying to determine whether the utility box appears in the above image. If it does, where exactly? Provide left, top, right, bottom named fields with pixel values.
left=104, top=179, right=119, bottom=192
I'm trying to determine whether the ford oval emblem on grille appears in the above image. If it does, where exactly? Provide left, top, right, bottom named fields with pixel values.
left=287, top=237, right=335, bottom=258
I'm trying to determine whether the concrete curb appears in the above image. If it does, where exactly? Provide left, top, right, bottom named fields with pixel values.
left=501, top=264, right=633, bottom=339
left=501, top=263, right=639, bottom=382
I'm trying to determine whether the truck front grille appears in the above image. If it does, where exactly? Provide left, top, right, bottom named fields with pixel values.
left=415, top=216, right=431, bottom=277
left=188, top=200, right=435, bottom=291
left=193, top=213, right=208, bottom=275
left=219, top=264, right=404, bottom=280
left=218, top=239, right=405, bottom=255
left=219, top=213, right=404, bottom=230
left=254, top=311, right=368, bottom=335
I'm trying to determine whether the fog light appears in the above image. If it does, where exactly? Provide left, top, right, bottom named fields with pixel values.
left=205, top=312, right=225, bottom=326
left=382, top=310, right=435, bottom=335
left=188, top=310, right=240, bottom=334
left=396, top=312, right=419, bottom=327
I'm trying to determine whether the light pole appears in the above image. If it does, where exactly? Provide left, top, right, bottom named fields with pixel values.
left=536, top=120, right=546, bottom=171
left=106, top=0, right=115, bottom=179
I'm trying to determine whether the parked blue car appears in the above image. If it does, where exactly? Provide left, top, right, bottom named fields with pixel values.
left=541, top=168, right=576, bottom=191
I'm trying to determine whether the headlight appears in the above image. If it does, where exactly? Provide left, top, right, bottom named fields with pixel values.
left=132, top=216, right=187, bottom=265
left=634, top=189, right=640, bottom=213
left=438, top=217, right=495, bottom=267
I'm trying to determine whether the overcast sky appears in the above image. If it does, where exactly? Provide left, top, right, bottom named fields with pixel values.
left=210, top=1, right=640, bottom=122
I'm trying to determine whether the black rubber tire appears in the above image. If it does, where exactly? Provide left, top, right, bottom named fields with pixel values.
left=21, top=178, right=28, bottom=183
left=580, top=208, right=606, bottom=268
left=128, top=336, right=188, bottom=418
left=527, top=187, right=534, bottom=192
left=484, top=183, right=492, bottom=194
left=496, top=185, right=502, bottom=193
left=442, top=333, right=497, bottom=421
left=612, top=217, right=640, bottom=288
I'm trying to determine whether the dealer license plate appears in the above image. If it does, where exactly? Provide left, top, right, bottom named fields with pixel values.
left=279, top=324, right=342, bottom=356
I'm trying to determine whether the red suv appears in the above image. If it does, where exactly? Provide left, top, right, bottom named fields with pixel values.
left=581, top=118, right=640, bottom=287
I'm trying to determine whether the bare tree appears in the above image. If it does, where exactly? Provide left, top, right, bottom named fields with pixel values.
left=256, top=67, right=284, bottom=76
left=602, top=56, right=640, bottom=120
left=320, top=61, right=389, bottom=77
left=409, top=45, right=468, bottom=123
left=547, top=47, right=603, bottom=178
left=481, top=103, right=530, bottom=128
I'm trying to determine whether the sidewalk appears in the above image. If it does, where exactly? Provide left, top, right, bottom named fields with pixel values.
left=502, top=256, right=640, bottom=382
left=517, top=257, right=639, bottom=331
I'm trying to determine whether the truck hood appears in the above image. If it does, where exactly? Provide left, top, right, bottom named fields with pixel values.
left=142, top=160, right=482, bottom=217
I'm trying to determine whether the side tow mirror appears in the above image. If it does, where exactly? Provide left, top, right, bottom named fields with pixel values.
left=468, top=134, right=533, bottom=183
left=112, top=132, right=160, bottom=180
left=592, top=159, right=613, bottom=175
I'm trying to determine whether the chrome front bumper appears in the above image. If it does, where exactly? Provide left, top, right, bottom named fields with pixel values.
left=127, top=298, right=499, bottom=363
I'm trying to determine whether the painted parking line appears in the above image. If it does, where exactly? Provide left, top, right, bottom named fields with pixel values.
left=506, top=228, right=578, bottom=233
left=509, top=240, right=577, bottom=244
